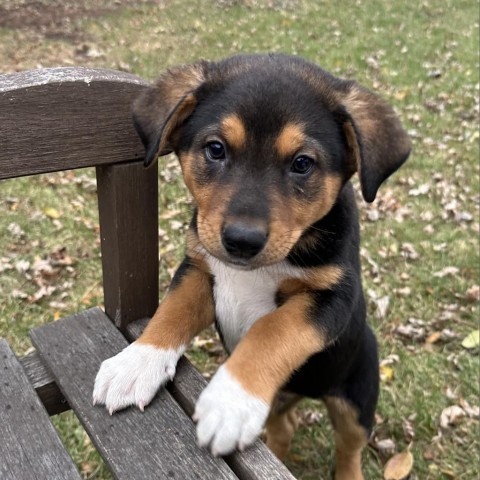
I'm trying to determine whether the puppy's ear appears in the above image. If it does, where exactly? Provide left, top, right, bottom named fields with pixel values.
left=133, top=62, right=207, bottom=167
left=340, top=84, right=411, bottom=202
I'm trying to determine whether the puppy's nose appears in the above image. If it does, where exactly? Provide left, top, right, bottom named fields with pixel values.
left=222, top=223, right=268, bottom=259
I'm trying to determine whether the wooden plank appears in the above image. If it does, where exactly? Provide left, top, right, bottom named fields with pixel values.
left=0, top=339, right=81, bottom=480
left=96, top=161, right=159, bottom=330
left=20, top=351, right=69, bottom=415
left=30, top=308, right=237, bottom=480
left=126, top=319, right=296, bottom=480
left=0, top=67, right=147, bottom=180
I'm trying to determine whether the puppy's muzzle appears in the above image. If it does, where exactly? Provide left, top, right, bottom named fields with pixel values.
left=221, top=222, right=268, bottom=260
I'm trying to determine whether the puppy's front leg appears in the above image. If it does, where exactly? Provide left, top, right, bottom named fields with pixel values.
left=93, top=257, right=214, bottom=414
left=194, top=293, right=325, bottom=456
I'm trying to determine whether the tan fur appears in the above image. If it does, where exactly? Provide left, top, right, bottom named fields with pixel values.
left=265, top=392, right=302, bottom=460
left=132, top=62, right=205, bottom=156
left=342, top=121, right=362, bottom=178
left=275, top=122, right=306, bottom=158
left=178, top=151, right=197, bottom=195
left=278, top=265, right=343, bottom=299
left=344, top=88, right=378, bottom=139
left=264, top=174, right=343, bottom=265
left=160, top=63, right=205, bottom=107
left=265, top=406, right=299, bottom=460
left=348, top=85, right=411, bottom=159
left=224, top=294, right=325, bottom=404
left=156, top=93, right=197, bottom=156
left=342, top=85, right=411, bottom=202
left=324, top=396, right=368, bottom=480
left=293, top=174, right=343, bottom=226
left=137, top=259, right=214, bottom=349
left=221, top=114, right=247, bottom=150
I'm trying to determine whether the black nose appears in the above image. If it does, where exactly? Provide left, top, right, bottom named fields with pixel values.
left=222, top=223, right=268, bottom=259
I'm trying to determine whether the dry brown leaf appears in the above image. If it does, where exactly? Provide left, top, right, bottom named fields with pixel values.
left=299, top=409, right=323, bottom=426
left=433, top=266, right=459, bottom=278
left=375, top=438, right=396, bottom=455
left=400, top=242, right=419, bottom=260
left=466, top=285, right=480, bottom=302
left=425, top=331, right=442, bottom=344
left=440, top=405, right=466, bottom=429
left=384, top=448, right=414, bottom=480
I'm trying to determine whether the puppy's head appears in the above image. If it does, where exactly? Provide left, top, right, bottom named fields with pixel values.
left=133, top=54, right=411, bottom=269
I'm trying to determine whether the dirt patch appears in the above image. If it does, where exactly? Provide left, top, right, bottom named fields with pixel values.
left=0, top=0, right=160, bottom=40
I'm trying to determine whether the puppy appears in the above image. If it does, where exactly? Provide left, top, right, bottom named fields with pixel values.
left=93, top=54, right=410, bottom=480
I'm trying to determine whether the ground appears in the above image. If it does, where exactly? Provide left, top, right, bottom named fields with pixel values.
left=0, top=1, right=478, bottom=479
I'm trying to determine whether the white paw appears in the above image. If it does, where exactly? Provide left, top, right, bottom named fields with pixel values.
left=193, top=366, right=269, bottom=456
left=93, top=342, right=185, bottom=414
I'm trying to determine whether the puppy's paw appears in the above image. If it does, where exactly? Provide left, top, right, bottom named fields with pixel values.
left=93, top=342, right=185, bottom=414
left=193, top=366, right=269, bottom=457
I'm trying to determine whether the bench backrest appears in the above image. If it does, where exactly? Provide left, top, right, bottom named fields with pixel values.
left=0, top=67, right=159, bottom=330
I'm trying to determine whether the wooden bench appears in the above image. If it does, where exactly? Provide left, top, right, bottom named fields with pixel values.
left=0, top=67, right=295, bottom=480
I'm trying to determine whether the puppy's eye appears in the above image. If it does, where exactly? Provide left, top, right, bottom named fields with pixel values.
left=205, top=141, right=226, bottom=161
left=291, top=155, right=314, bottom=175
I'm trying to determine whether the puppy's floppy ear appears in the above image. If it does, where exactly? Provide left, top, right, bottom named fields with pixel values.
left=132, top=62, right=207, bottom=167
left=340, top=83, right=411, bottom=202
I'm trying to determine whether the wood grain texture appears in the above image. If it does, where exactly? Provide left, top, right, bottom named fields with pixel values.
left=96, top=161, right=159, bottom=330
left=127, top=318, right=296, bottom=480
left=0, top=339, right=81, bottom=480
left=30, top=308, right=237, bottom=480
left=0, top=67, right=147, bottom=180
left=19, top=351, right=69, bottom=415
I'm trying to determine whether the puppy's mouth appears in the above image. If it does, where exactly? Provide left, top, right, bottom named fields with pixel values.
left=223, top=257, right=257, bottom=270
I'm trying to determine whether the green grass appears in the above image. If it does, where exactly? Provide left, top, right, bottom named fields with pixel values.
left=1, top=0, right=478, bottom=478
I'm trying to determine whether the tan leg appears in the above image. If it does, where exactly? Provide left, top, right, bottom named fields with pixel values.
left=324, top=396, right=368, bottom=480
left=265, top=392, right=302, bottom=460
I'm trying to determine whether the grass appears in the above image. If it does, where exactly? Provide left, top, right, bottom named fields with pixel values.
left=0, top=0, right=478, bottom=478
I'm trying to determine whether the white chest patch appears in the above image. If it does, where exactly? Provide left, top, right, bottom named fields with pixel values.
left=206, top=256, right=299, bottom=352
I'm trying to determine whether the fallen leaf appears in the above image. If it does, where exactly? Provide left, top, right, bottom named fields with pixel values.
left=299, top=409, right=323, bottom=426
left=461, top=330, right=479, bottom=350
left=400, top=242, right=419, bottom=260
left=396, top=324, right=426, bottom=341
left=403, top=417, right=416, bottom=442
left=425, top=331, right=442, bottom=344
left=380, top=365, right=395, bottom=382
left=384, top=448, right=414, bottom=480
left=15, top=259, right=30, bottom=274
left=466, top=285, right=480, bottom=302
left=408, top=183, right=430, bottom=196
left=44, top=207, right=61, bottom=219
left=380, top=354, right=400, bottom=366
left=433, top=266, right=459, bottom=278
left=11, top=289, right=28, bottom=299
left=29, top=285, right=56, bottom=303
left=459, top=399, right=480, bottom=418
left=7, top=222, right=25, bottom=238
left=375, top=438, right=396, bottom=455
left=440, top=405, right=466, bottom=429
left=375, top=296, right=390, bottom=319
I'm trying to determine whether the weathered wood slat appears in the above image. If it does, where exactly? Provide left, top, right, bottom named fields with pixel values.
left=0, top=67, right=147, bottom=180
left=30, top=308, right=238, bottom=480
left=0, top=339, right=81, bottom=480
left=96, top=161, right=159, bottom=330
left=19, top=350, right=69, bottom=415
left=126, top=318, right=296, bottom=480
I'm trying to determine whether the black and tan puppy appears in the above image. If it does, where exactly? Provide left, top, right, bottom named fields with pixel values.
left=93, top=54, right=410, bottom=479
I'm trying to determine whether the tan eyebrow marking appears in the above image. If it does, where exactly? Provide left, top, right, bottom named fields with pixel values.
left=275, top=122, right=306, bottom=157
left=221, top=113, right=247, bottom=150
